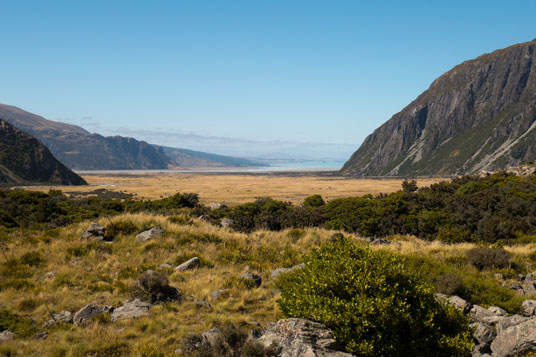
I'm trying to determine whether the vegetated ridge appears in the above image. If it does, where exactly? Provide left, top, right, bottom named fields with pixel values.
left=342, top=38, right=536, bottom=176
left=0, top=103, right=261, bottom=170
left=0, top=119, right=86, bottom=186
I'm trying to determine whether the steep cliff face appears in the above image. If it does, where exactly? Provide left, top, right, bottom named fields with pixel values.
left=0, top=119, right=87, bottom=185
left=341, top=39, right=536, bottom=176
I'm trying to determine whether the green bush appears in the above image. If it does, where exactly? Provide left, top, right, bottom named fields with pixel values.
left=130, top=270, right=181, bottom=303
left=105, top=220, right=137, bottom=238
left=0, top=308, right=38, bottom=337
left=19, top=251, right=45, bottom=267
left=276, top=239, right=473, bottom=356
left=466, top=247, right=510, bottom=270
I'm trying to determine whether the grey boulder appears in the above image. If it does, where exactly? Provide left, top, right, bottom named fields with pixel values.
left=81, top=223, right=106, bottom=241
left=0, top=330, right=14, bottom=343
left=271, top=263, right=305, bottom=280
left=241, top=273, right=262, bottom=288
left=522, top=299, right=536, bottom=316
left=136, top=226, right=164, bottom=242
left=491, top=319, right=536, bottom=357
left=175, top=257, right=200, bottom=271
left=255, top=318, right=353, bottom=357
left=111, top=299, right=152, bottom=322
left=73, top=304, right=111, bottom=325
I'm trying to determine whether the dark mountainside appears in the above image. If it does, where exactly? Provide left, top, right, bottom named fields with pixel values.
left=341, top=39, right=536, bottom=176
left=0, top=104, right=262, bottom=170
left=0, top=119, right=86, bottom=185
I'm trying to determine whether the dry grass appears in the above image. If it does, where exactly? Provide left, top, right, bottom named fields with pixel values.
left=24, top=173, right=447, bottom=204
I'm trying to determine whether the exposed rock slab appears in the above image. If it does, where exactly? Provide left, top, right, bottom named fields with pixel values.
left=174, top=257, right=200, bottom=271
left=81, top=223, right=106, bottom=241
left=136, top=226, right=164, bottom=242
left=111, top=299, right=152, bottom=322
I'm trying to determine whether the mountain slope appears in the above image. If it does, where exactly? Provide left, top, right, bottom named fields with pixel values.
left=341, top=39, right=536, bottom=176
left=0, top=119, right=86, bottom=185
left=161, top=146, right=262, bottom=167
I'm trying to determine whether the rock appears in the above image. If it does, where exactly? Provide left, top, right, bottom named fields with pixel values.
left=111, top=299, right=152, bottom=322
left=488, top=306, right=508, bottom=316
left=470, top=322, right=496, bottom=345
left=174, top=257, right=200, bottom=271
left=202, top=327, right=222, bottom=347
left=52, top=310, right=73, bottom=324
left=195, top=299, right=212, bottom=309
left=255, top=318, right=353, bottom=357
left=159, top=263, right=172, bottom=269
left=496, top=315, right=529, bottom=334
left=209, top=289, right=229, bottom=301
left=491, top=319, right=536, bottom=356
left=35, top=332, right=48, bottom=340
left=470, top=305, right=494, bottom=323
left=220, top=218, right=234, bottom=228
left=371, top=238, right=390, bottom=245
left=495, top=273, right=505, bottom=280
left=0, top=330, right=15, bottom=343
left=81, top=223, right=106, bottom=241
left=136, top=226, right=164, bottom=242
left=524, top=282, right=536, bottom=296
left=270, top=263, right=305, bottom=280
left=210, top=202, right=227, bottom=210
left=240, top=273, right=262, bottom=288
left=447, top=295, right=472, bottom=314
left=436, top=293, right=448, bottom=303
left=73, top=304, right=111, bottom=325
left=522, top=299, right=536, bottom=316
left=43, top=271, right=56, bottom=280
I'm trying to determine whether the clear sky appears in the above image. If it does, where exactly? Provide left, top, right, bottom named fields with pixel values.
left=1, top=1, right=535, bottom=159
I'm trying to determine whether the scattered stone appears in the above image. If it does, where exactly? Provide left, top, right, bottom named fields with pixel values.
left=494, top=273, right=505, bottom=280
left=174, top=257, right=200, bottom=271
left=240, top=273, right=262, bottom=288
left=496, top=315, right=529, bottom=334
left=447, top=295, right=471, bottom=314
left=371, top=238, right=390, bottom=245
left=81, top=222, right=106, bottom=241
left=0, top=330, right=15, bottom=343
left=255, top=318, right=353, bottom=356
left=491, top=319, right=536, bottom=357
left=470, top=322, right=495, bottom=345
left=136, top=226, right=164, bottom=242
left=73, top=304, right=111, bottom=325
left=210, top=202, right=227, bottom=210
left=35, top=332, right=48, bottom=340
left=43, top=271, right=56, bottom=280
left=522, top=299, right=536, bottom=316
left=159, top=263, right=172, bottom=269
left=111, top=299, right=152, bottom=322
left=209, top=289, right=229, bottom=301
left=220, top=218, right=234, bottom=228
left=195, top=299, right=212, bottom=309
left=270, top=263, right=305, bottom=280
left=52, top=310, right=73, bottom=324
left=70, top=258, right=81, bottom=265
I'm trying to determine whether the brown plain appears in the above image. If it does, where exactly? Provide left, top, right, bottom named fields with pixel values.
left=29, top=173, right=447, bottom=204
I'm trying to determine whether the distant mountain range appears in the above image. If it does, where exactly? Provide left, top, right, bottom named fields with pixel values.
left=0, top=119, right=86, bottom=186
left=342, top=38, right=536, bottom=176
left=0, top=104, right=262, bottom=170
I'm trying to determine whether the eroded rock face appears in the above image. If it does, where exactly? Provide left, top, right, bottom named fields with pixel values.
left=111, top=299, right=152, bottom=322
left=491, top=319, right=536, bottom=357
left=136, top=226, right=164, bottom=242
left=81, top=223, right=106, bottom=241
left=73, top=304, right=111, bottom=325
left=341, top=39, right=536, bottom=176
left=174, top=257, right=200, bottom=272
left=255, top=318, right=353, bottom=357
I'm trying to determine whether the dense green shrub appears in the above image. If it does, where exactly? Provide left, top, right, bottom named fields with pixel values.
left=466, top=247, right=510, bottom=270
left=276, top=239, right=473, bottom=356
left=0, top=308, right=38, bottom=337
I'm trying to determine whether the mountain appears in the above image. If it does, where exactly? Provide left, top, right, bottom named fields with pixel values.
left=341, top=39, right=536, bottom=177
left=0, top=119, right=86, bottom=186
left=0, top=104, right=262, bottom=170
left=160, top=146, right=262, bottom=167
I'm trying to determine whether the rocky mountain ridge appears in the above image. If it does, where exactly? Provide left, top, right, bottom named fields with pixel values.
left=0, top=119, right=86, bottom=186
left=342, top=39, right=536, bottom=176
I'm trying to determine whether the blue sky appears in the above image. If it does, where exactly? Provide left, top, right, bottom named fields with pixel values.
left=1, top=1, right=535, bottom=159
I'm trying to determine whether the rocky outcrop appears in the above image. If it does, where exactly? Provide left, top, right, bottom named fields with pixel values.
left=73, top=304, right=112, bottom=325
left=254, top=318, right=353, bottom=357
left=81, top=223, right=106, bottom=241
left=174, top=257, right=200, bottom=272
left=342, top=39, right=536, bottom=177
left=111, top=299, right=152, bottom=322
left=0, top=119, right=86, bottom=186
left=136, top=226, right=164, bottom=242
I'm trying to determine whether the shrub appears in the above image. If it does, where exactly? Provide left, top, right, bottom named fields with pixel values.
left=0, top=308, right=38, bottom=337
left=276, top=239, right=473, bottom=356
left=130, top=270, right=181, bottom=303
left=401, top=179, right=418, bottom=193
left=19, top=251, right=45, bottom=267
left=105, top=220, right=137, bottom=238
left=467, top=247, right=510, bottom=270
left=434, top=272, right=467, bottom=297
left=303, top=195, right=325, bottom=208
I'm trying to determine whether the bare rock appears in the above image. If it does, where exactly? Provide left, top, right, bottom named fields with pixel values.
left=447, top=295, right=472, bottom=315
left=174, top=257, right=200, bottom=271
left=522, top=299, right=536, bottom=316
left=524, top=282, right=536, bottom=296
left=0, top=330, right=14, bottom=343
left=111, top=299, right=152, bottom=322
left=81, top=223, right=106, bottom=241
left=470, top=322, right=495, bottom=345
left=195, top=299, right=212, bottom=309
left=210, top=202, right=227, bottom=210
left=496, top=315, right=529, bottom=334
left=209, top=289, right=229, bottom=301
left=53, top=310, right=73, bottom=324
left=159, top=263, right=172, bottom=269
left=43, top=271, right=56, bottom=280
left=220, top=218, right=234, bottom=228
left=136, top=226, right=164, bottom=242
left=255, top=318, right=353, bottom=357
left=73, top=304, right=111, bottom=325
left=35, top=332, right=48, bottom=340
left=488, top=306, right=508, bottom=317
left=491, top=319, right=536, bottom=357
left=271, top=263, right=305, bottom=280
left=240, top=273, right=262, bottom=288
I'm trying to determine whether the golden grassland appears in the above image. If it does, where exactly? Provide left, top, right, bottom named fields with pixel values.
left=1, top=211, right=536, bottom=355
left=25, top=173, right=447, bottom=204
